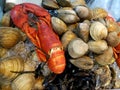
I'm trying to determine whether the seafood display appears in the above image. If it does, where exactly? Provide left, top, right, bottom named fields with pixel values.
left=0, top=0, right=120, bottom=90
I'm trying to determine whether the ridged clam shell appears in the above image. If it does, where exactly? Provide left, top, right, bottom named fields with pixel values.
left=70, top=56, right=94, bottom=70
left=0, top=56, right=24, bottom=81
left=90, top=21, right=108, bottom=40
left=88, top=40, right=108, bottom=54
left=11, top=74, right=35, bottom=90
left=0, top=27, right=22, bottom=49
left=68, top=38, right=88, bottom=58
left=57, top=7, right=80, bottom=24
left=91, top=7, right=108, bottom=20
left=51, top=17, right=68, bottom=35
left=42, top=0, right=59, bottom=9
left=69, top=0, right=86, bottom=7
left=0, top=11, right=11, bottom=27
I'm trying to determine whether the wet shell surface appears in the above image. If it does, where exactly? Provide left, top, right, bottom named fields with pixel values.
left=51, top=17, right=68, bottom=35
left=88, top=40, right=108, bottom=54
left=91, top=7, right=108, bottom=20
left=90, top=21, right=108, bottom=40
left=68, top=38, right=88, bottom=58
left=57, top=7, right=80, bottom=24
left=11, top=74, right=35, bottom=90
left=61, top=30, right=77, bottom=50
left=0, top=56, right=24, bottom=81
left=0, top=27, right=22, bottom=49
left=95, top=46, right=114, bottom=65
left=70, top=56, right=94, bottom=70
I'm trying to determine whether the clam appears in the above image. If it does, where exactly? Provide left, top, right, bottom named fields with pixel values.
left=70, top=56, right=94, bottom=70
left=57, top=7, right=80, bottom=24
left=75, top=21, right=90, bottom=42
left=91, top=7, right=108, bottom=20
left=32, top=76, right=45, bottom=90
left=106, top=31, right=120, bottom=47
left=95, top=65, right=112, bottom=87
left=88, top=40, right=108, bottom=54
left=0, top=11, right=10, bottom=27
left=51, top=17, right=68, bottom=35
left=56, top=0, right=71, bottom=7
left=105, top=18, right=119, bottom=32
left=94, top=46, right=114, bottom=65
left=75, top=5, right=92, bottom=19
left=42, top=0, right=59, bottom=9
left=61, top=30, right=77, bottom=50
left=0, top=47, right=8, bottom=58
left=11, top=74, right=35, bottom=90
left=0, top=56, right=24, bottom=81
left=68, top=38, right=88, bottom=58
left=90, top=21, right=108, bottom=40
left=4, top=3, right=15, bottom=12
left=69, top=0, right=86, bottom=7
left=0, top=82, right=12, bottom=90
left=0, top=27, right=22, bottom=49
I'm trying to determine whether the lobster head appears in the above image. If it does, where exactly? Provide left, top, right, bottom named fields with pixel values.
left=47, top=49, right=66, bottom=74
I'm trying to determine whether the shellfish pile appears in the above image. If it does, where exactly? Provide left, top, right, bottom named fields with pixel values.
left=0, top=0, right=120, bottom=90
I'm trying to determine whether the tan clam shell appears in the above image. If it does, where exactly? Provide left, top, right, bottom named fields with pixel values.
left=75, top=5, right=92, bottom=19
left=91, top=7, right=108, bottom=20
left=0, top=27, right=22, bottom=49
left=11, top=74, right=35, bottom=90
left=0, top=11, right=10, bottom=27
left=76, top=21, right=90, bottom=42
left=42, top=0, right=59, bottom=9
left=0, top=56, right=24, bottom=81
left=68, top=38, right=88, bottom=58
left=70, top=56, right=94, bottom=70
left=0, top=47, right=8, bottom=58
left=61, top=30, right=77, bottom=50
left=106, top=31, right=120, bottom=47
left=95, top=46, right=114, bottom=65
left=90, top=21, right=108, bottom=40
left=32, top=76, right=45, bottom=90
left=57, top=7, right=80, bottom=24
left=88, top=40, right=108, bottom=54
left=51, top=17, right=68, bottom=35
left=69, top=0, right=86, bottom=7
left=56, top=0, right=71, bottom=7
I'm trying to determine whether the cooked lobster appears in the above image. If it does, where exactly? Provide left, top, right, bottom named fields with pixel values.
left=10, top=3, right=66, bottom=74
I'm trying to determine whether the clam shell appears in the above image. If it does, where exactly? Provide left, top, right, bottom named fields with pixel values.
left=69, top=0, right=86, bottom=7
left=4, top=3, right=15, bottom=12
left=51, top=17, right=68, bottom=35
left=32, top=76, right=45, bottom=90
left=56, top=0, right=71, bottom=7
left=106, top=31, right=120, bottom=47
left=76, top=21, right=90, bottom=42
left=61, top=30, right=77, bottom=50
left=91, top=7, right=108, bottom=20
left=0, top=11, right=10, bottom=27
left=0, top=56, right=24, bottom=81
left=42, top=0, right=59, bottom=9
left=95, top=46, right=114, bottom=65
left=68, top=38, right=88, bottom=58
left=0, top=47, right=8, bottom=58
left=57, top=7, right=80, bottom=24
left=0, top=27, right=22, bottom=49
left=70, top=56, right=94, bottom=70
left=11, top=74, right=35, bottom=90
left=90, top=21, right=108, bottom=40
left=88, top=40, right=108, bottom=54
left=75, top=5, right=92, bottom=19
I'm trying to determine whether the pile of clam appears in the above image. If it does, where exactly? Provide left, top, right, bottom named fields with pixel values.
left=0, top=0, right=120, bottom=89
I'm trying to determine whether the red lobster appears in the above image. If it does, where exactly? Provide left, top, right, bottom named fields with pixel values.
left=10, top=3, right=66, bottom=74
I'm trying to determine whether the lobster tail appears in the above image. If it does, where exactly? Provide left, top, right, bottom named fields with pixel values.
left=48, top=50, right=66, bottom=74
